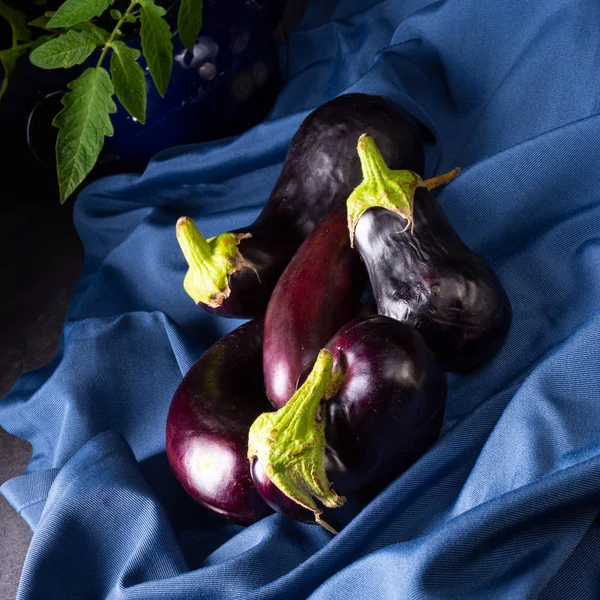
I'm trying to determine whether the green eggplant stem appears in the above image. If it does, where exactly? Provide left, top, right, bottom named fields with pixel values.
left=248, top=349, right=346, bottom=533
left=346, top=134, right=460, bottom=247
left=424, top=167, right=461, bottom=190
left=175, top=216, right=258, bottom=307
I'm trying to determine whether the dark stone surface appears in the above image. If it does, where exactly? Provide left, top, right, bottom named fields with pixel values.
left=0, top=429, right=33, bottom=600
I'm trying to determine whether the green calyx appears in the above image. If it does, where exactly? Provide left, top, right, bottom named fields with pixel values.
left=248, top=349, right=346, bottom=534
left=346, top=134, right=461, bottom=247
left=346, top=134, right=424, bottom=247
left=176, top=217, right=259, bottom=308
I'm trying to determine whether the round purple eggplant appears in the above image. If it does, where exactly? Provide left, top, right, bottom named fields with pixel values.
left=175, top=93, right=424, bottom=318
left=347, top=134, right=512, bottom=371
left=263, top=206, right=366, bottom=409
left=248, top=316, right=447, bottom=531
left=166, top=318, right=273, bottom=525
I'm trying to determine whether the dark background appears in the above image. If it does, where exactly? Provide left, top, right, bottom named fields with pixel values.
left=0, top=62, right=84, bottom=598
left=0, top=2, right=308, bottom=597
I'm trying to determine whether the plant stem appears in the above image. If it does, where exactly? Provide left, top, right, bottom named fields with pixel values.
left=424, top=168, right=461, bottom=191
left=97, top=0, right=139, bottom=67
left=2, top=27, right=59, bottom=58
left=1, top=40, right=35, bottom=55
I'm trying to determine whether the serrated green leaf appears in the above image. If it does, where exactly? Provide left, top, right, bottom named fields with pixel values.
left=141, top=2, right=165, bottom=17
left=139, top=0, right=172, bottom=97
left=53, top=67, right=116, bottom=203
left=110, top=40, right=146, bottom=123
left=30, top=30, right=102, bottom=69
left=70, top=22, right=110, bottom=41
left=178, top=0, right=202, bottom=52
left=47, top=0, right=114, bottom=29
left=110, top=8, right=122, bottom=19
left=0, top=47, right=25, bottom=100
left=0, top=0, right=32, bottom=44
left=125, top=12, right=136, bottom=23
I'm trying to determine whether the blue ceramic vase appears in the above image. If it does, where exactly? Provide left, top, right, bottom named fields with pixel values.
left=103, top=0, right=285, bottom=165
left=26, top=0, right=286, bottom=167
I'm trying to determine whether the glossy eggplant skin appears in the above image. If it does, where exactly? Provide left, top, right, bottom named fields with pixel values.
left=323, top=316, right=447, bottom=496
left=263, top=206, right=366, bottom=409
left=201, top=220, right=300, bottom=319
left=257, top=94, right=425, bottom=236
left=165, top=319, right=273, bottom=525
left=354, top=189, right=512, bottom=371
left=250, top=457, right=313, bottom=522
left=252, top=316, right=447, bottom=523
left=204, top=93, right=425, bottom=318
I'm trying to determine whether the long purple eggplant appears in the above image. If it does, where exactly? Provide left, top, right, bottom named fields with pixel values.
left=175, top=93, right=424, bottom=318
left=347, top=135, right=512, bottom=371
left=248, top=316, right=447, bottom=532
left=263, top=205, right=365, bottom=409
left=166, top=319, right=273, bottom=525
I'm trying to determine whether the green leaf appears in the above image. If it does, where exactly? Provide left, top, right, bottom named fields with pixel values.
left=53, top=67, right=117, bottom=203
left=125, top=12, right=136, bottom=23
left=30, top=30, right=102, bottom=69
left=47, top=0, right=114, bottom=29
left=0, top=0, right=32, bottom=44
left=110, top=41, right=146, bottom=123
left=70, top=21, right=110, bottom=41
left=139, top=0, right=172, bottom=97
left=178, top=0, right=202, bottom=52
left=110, top=8, right=122, bottom=19
left=28, top=15, right=51, bottom=30
left=0, top=47, right=25, bottom=101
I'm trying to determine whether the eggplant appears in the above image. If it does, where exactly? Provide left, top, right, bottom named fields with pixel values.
left=263, top=205, right=366, bottom=409
left=175, top=93, right=425, bottom=318
left=346, top=134, right=512, bottom=371
left=166, top=318, right=273, bottom=525
left=248, top=316, right=447, bottom=532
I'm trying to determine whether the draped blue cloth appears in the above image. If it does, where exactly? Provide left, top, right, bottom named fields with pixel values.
left=3, top=0, right=600, bottom=597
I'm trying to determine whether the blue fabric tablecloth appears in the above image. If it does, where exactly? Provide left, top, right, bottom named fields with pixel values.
left=3, top=0, right=600, bottom=598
